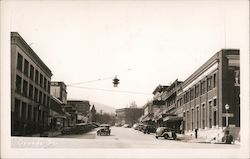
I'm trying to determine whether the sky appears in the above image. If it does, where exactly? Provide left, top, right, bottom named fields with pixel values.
left=3, top=0, right=249, bottom=109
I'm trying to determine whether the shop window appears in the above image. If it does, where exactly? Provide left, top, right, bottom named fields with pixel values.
left=17, top=53, right=23, bottom=71
left=16, top=75, right=22, bottom=93
left=24, top=59, right=29, bottom=76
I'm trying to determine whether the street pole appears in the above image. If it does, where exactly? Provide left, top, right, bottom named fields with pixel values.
left=225, top=104, right=229, bottom=127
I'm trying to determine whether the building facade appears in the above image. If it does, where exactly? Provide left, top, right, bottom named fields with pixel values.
left=67, top=100, right=91, bottom=123
left=116, top=107, right=144, bottom=126
left=11, top=32, right=52, bottom=136
left=50, top=81, right=67, bottom=104
left=176, top=49, right=240, bottom=140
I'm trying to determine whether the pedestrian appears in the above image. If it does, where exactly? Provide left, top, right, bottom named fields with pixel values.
left=195, top=128, right=198, bottom=139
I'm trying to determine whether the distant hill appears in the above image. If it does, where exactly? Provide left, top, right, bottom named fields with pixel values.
left=89, top=101, right=116, bottom=114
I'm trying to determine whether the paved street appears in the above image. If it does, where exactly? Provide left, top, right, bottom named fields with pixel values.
left=12, top=127, right=239, bottom=148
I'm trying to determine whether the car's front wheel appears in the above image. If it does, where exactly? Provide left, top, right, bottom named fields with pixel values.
left=164, top=134, right=169, bottom=139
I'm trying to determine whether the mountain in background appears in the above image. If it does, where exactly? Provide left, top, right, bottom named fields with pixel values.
left=89, top=101, right=116, bottom=114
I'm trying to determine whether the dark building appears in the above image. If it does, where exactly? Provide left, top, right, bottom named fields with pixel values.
left=11, top=32, right=52, bottom=136
left=176, top=49, right=240, bottom=140
left=116, top=107, right=144, bottom=126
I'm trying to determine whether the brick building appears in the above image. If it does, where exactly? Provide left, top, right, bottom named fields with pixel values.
left=176, top=49, right=240, bottom=140
left=11, top=32, right=52, bottom=136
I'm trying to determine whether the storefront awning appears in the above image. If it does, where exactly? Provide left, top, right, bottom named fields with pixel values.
left=163, top=116, right=183, bottom=122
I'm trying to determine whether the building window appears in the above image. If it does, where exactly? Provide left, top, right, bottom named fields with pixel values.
left=40, top=73, right=43, bottom=88
left=17, top=53, right=23, bottom=71
left=202, top=104, right=205, bottom=129
left=209, top=101, right=212, bottom=128
left=234, top=70, right=240, bottom=86
left=207, top=76, right=212, bottom=91
left=44, top=77, right=47, bottom=90
left=33, top=107, right=37, bottom=122
left=213, top=98, right=217, bottom=107
left=28, top=105, right=32, bottom=121
left=213, top=73, right=217, bottom=88
left=190, top=88, right=194, bottom=100
left=196, top=107, right=199, bottom=129
left=23, top=80, right=28, bottom=96
left=28, top=84, right=33, bottom=99
left=34, top=88, right=38, bottom=102
left=195, top=84, right=200, bottom=98
left=39, top=91, right=42, bottom=104
left=180, top=98, right=183, bottom=106
left=16, top=75, right=22, bottom=93
left=201, top=81, right=206, bottom=94
left=24, top=59, right=29, bottom=76
left=186, top=91, right=190, bottom=102
left=35, top=70, right=39, bottom=84
left=29, top=65, right=34, bottom=80
left=47, top=81, right=50, bottom=93
left=21, top=102, right=27, bottom=120
left=47, top=96, right=50, bottom=107
left=213, top=111, right=217, bottom=126
left=14, top=99, right=20, bottom=119
left=43, top=94, right=46, bottom=105
left=191, top=109, right=194, bottom=130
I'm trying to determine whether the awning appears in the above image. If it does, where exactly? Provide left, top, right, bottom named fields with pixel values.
left=163, top=116, right=183, bottom=122
left=53, top=115, right=67, bottom=119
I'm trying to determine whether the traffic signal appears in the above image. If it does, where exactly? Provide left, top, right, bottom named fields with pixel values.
left=113, top=76, right=120, bottom=87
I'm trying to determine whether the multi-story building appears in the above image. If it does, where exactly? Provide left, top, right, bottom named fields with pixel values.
left=177, top=49, right=240, bottom=140
left=116, top=107, right=144, bottom=126
left=50, top=81, right=67, bottom=104
left=67, top=100, right=91, bottom=123
left=11, top=32, right=52, bottom=136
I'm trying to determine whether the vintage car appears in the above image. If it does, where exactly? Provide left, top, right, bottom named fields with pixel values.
left=142, top=125, right=156, bottom=134
left=155, top=127, right=177, bottom=140
left=97, top=124, right=111, bottom=136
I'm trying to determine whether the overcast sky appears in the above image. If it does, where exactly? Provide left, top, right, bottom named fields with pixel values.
left=4, top=0, right=248, bottom=108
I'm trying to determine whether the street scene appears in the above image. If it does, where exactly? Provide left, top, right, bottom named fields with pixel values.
left=1, top=0, right=249, bottom=159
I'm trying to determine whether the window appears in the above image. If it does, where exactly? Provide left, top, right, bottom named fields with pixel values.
left=33, top=107, right=37, bottom=122
left=43, top=94, right=46, bottom=105
left=23, top=80, right=28, bottom=96
left=28, top=105, right=32, bottom=121
left=47, top=96, right=50, bottom=107
left=35, top=70, right=39, bottom=84
left=47, top=81, right=50, bottom=93
left=40, top=73, right=43, bottom=87
left=17, top=53, right=23, bottom=71
left=213, top=98, right=217, bottom=107
left=39, top=91, right=42, bottom=104
left=209, top=101, right=212, bottom=128
left=187, top=91, right=190, bottom=102
left=24, top=59, right=29, bottom=76
left=16, top=75, right=22, bottom=93
left=191, top=109, right=194, bottom=130
left=213, top=111, right=217, bottom=126
left=29, top=65, right=34, bottom=80
left=207, top=76, right=212, bottom=91
left=14, top=99, right=20, bottom=119
left=21, top=102, right=27, bottom=120
left=197, top=107, right=199, bottom=129
left=202, top=104, right=205, bottom=129
left=190, top=88, right=194, bottom=100
left=213, top=73, right=217, bottom=88
left=195, top=84, right=200, bottom=98
left=29, top=84, right=33, bottom=99
left=201, top=81, right=206, bottom=94
left=34, top=88, right=38, bottom=102
left=44, top=77, right=47, bottom=90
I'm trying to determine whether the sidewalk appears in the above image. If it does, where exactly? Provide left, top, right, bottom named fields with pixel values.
left=31, top=130, right=62, bottom=137
left=176, top=134, right=240, bottom=145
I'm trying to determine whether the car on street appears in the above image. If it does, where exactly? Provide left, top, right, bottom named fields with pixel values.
left=142, top=125, right=156, bottom=134
left=155, top=127, right=177, bottom=140
left=97, top=124, right=111, bottom=136
left=132, top=123, right=139, bottom=130
left=138, top=124, right=145, bottom=131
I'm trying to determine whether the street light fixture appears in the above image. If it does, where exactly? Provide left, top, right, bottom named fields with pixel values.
left=225, top=104, right=230, bottom=127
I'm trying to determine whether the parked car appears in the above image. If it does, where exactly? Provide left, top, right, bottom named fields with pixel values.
left=61, top=126, right=78, bottom=135
left=97, top=124, right=111, bottom=136
left=133, top=123, right=139, bottom=130
left=155, top=127, right=177, bottom=140
left=138, top=124, right=145, bottom=131
left=142, top=125, right=156, bottom=134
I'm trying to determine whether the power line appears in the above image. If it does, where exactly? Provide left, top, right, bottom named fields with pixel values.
left=69, top=85, right=152, bottom=95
